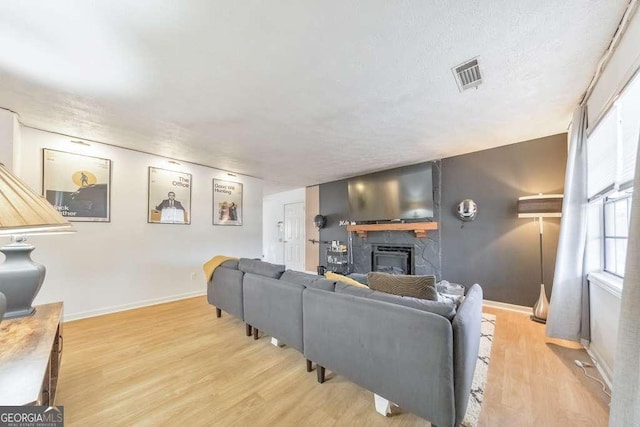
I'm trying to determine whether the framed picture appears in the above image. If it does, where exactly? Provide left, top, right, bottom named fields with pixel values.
left=42, top=149, right=111, bottom=222
left=213, top=179, right=243, bottom=226
left=148, top=167, right=192, bottom=225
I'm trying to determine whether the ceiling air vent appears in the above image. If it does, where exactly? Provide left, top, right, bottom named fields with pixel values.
left=452, top=58, right=482, bottom=92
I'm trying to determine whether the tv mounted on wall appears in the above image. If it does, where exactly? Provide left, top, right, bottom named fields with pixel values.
left=347, top=162, right=434, bottom=222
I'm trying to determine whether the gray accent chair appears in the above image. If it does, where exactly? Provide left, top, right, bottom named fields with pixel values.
left=303, top=284, right=483, bottom=427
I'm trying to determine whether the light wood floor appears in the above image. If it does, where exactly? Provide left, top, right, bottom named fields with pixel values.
left=56, top=297, right=610, bottom=426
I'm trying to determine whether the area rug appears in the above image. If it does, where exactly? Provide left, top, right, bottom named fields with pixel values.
left=460, top=313, right=496, bottom=427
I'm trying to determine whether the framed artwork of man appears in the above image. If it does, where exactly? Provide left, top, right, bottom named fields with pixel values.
left=148, top=167, right=192, bottom=224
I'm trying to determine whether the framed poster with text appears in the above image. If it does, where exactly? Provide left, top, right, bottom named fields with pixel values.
left=42, top=149, right=111, bottom=222
left=213, top=179, right=243, bottom=226
left=148, top=167, right=192, bottom=224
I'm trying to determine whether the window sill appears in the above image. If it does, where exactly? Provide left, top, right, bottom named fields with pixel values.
left=588, top=271, right=623, bottom=299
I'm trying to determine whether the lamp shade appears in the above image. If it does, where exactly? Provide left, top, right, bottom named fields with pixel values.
left=517, top=194, right=564, bottom=218
left=0, top=163, right=74, bottom=236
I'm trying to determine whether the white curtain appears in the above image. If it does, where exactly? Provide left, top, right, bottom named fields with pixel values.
left=546, top=106, right=589, bottom=341
left=609, top=131, right=640, bottom=427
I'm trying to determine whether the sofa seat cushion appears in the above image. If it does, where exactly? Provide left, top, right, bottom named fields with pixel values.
left=326, top=271, right=369, bottom=288
left=334, top=282, right=456, bottom=320
left=280, top=270, right=321, bottom=286
left=367, top=272, right=438, bottom=300
left=239, top=258, right=286, bottom=279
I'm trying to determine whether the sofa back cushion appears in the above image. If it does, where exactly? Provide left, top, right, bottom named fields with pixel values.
left=452, top=284, right=483, bottom=425
left=221, top=259, right=239, bottom=269
left=306, top=278, right=337, bottom=292
left=335, top=282, right=374, bottom=298
left=326, top=271, right=368, bottom=288
left=367, top=272, right=438, bottom=300
left=368, top=291, right=456, bottom=320
left=334, top=282, right=455, bottom=320
left=280, top=270, right=321, bottom=286
left=238, top=258, right=286, bottom=279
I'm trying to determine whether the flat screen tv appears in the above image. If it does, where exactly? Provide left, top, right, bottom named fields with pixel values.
left=347, top=163, right=434, bottom=222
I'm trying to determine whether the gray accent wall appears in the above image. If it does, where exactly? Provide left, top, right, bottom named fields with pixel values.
left=441, top=133, right=567, bottom=306
left=317, top=133, right=567, bottom=306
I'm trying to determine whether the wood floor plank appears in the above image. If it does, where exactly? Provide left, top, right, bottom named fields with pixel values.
left=55, top=298, right=609, bottom=426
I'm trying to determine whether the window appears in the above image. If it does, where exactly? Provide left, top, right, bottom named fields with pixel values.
left=603, top=193, right=632, bottom=277
left=587, top=71, right=640, bottom=279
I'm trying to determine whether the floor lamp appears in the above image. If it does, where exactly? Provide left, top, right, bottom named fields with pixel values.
left=0, top=163, right=75, bottom=319
left=517, top=194, right=563, bottom=323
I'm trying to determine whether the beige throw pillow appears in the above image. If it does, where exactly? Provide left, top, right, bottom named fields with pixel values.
left=367, top=272, right=438, bottom=300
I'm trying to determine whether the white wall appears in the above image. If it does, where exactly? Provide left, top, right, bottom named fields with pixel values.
left=262, top=188, right=305, bottom=265
left=15, top=127, right=263, bottom=320
left=0, top=109, right=19, bottom=168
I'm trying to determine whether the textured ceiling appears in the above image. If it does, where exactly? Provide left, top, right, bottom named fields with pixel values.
left=0, top=1, right=628, bottom=194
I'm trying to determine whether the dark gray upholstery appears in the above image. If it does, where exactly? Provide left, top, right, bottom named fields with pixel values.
left=346, top=273, right=368, bottom=285
left=303, top=288, right=456, bottom=427
left=280, top=270, right=321, bottom=286
left=334, top=282, right=457, bottom=320
left=243, top=273, right=305, bottom=351
left=221, top=259, right=239, bottom=269
left=207, top=265, right=244, bottom=319
left=305, top=278, right=337, bottom=292
left=368, top=291, right=456, bottom=320
left=452, top=284, right=483, bottom=425
left=238, top=258, right=286, bottom=279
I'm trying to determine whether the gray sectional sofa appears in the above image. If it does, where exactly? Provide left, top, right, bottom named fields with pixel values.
left=206, top=258, right=483, bottom=427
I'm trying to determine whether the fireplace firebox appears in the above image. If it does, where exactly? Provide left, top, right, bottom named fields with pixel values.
left=371, top=244, right=415, bottom=275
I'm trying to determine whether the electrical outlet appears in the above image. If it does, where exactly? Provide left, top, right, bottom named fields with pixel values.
left=190, top=272, right=197, bottom=281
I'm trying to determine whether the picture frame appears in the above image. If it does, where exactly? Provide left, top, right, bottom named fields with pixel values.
left=42, top=148, right=112, bottom=222
left=213, top=179, right=243, bottom=226
left=148, top=167, right=192, bottom=225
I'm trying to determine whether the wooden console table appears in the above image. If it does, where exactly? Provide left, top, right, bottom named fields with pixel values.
left=0, top=302, right=64, bottom=405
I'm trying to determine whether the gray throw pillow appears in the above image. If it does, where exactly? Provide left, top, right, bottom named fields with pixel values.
left=367, top=272, right=438, bottom=301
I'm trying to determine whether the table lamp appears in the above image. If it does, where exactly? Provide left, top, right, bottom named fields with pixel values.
left=517, top=193, right=563, bottom=323
left=0, top=163, right=75, bottom=319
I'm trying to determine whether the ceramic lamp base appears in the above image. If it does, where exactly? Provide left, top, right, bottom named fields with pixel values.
left=0, top=243, right=45, bottom=319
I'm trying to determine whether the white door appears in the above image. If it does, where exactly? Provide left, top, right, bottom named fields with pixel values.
left=284, top=202, right=305, bottom=271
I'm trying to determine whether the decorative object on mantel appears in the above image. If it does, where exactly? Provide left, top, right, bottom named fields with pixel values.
left=517, top=193, right=563, bottom=323
left=0, top=163, right=75, bottom=319
left=313, top=214, right=326, bottom=230
left=346, top=222, right=438, bottom=239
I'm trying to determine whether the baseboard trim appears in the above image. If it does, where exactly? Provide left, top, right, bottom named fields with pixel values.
left=63, top=290, right=207, bottom=322
left=585, top=344, right=613, bottom=390
left=483, top=299, right=532, bottom=315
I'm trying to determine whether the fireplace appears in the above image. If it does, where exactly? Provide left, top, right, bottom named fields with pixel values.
left=371, top=244, right=415, bottom=275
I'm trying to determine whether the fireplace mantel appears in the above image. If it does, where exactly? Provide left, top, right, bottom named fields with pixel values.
left=346, top=222, right=438, bottom=239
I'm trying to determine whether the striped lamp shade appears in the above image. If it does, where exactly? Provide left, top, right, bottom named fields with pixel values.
left=0, top=163, right=74, bottom=236
left=517, top=194, right=564, bottom=218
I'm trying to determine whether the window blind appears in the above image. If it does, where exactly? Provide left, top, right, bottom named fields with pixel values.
left=619, top=73, right=640, bottom=188
left=587, top=72, right=640, bottom=198
left=587, top=108, right=618, bottom=198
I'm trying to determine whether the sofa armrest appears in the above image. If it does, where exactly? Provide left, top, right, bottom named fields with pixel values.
left=452, top=284, right=483, bottom=425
